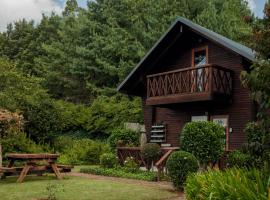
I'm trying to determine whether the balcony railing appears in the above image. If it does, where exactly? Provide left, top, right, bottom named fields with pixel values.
left=146, top=64, right=233, bottom=105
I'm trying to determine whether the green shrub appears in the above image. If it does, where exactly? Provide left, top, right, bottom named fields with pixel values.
left=244, top=122, right=266, bottom=144
left=108, top=128, right=139, bottom=149
left=100, top=153, right=117, bottom=168
left=141, top=143, right=161, bottom=170
left=180, top=121, right=224, bottom=165
left=166, top=151, right=199, bottom=190
left=243, top=121, right=270, bottom=167
left=2, top=132, right=49, bottom=154
left=227, top=150, right=250, bottom=168
left=80, top=166, right=157, bottom=181
left=56, top=136, right=110, bottom=165
left=185, top=167, right=270, bottom=200
left=123, top=156, right=139, bottom=172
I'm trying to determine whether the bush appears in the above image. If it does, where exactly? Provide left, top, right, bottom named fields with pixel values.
left=141, top=143, right=161, bottom=170
left=185, top=167, right=270, bottom=200
left=180, top=121, right=224, bottom=165
left=80, top=166, right=157, bottom=181
left=243, top=121, right=270, bottom=167
left=100, top=153, right=117, bottom=168
left=123, top=156, right=139, bottom=172
left=227, top=150, right=250, bottom=168
left=166, top=151, right=199, bottom=190
left=56, top=136, right=110, bottom=165
left=108, top=128, right=139, bottom=149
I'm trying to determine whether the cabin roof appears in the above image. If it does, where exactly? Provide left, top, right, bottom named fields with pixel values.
left=118, top=17, right=255, bottom=93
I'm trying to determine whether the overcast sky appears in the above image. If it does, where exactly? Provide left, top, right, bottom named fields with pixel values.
left=0, top=0, right=267, bottom=31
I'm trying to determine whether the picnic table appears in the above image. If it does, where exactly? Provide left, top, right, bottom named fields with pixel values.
left=0, top=153, right=71, bottom=183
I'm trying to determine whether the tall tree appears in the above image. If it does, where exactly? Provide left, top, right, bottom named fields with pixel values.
left=241, top=1, right=270, bottom=167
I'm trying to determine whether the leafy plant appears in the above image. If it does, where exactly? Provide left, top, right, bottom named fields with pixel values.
left=166, top=151, right=199, bottom=190
left=180, top=121, right=225, bottom=166
left=43, top=182, right=63, bottom=200
left=227, top=150, right=250, bottom=168
left=141, top=143, right=161, bottom=170
left=56, top=137, right=110, bottom=165
left=243, top=121, right=270, bottom=167
left=108, top=128, right=139, bottom=149
left=123, top=156, right=139, bottom=173
left=100, top=153, right=117, bottom=168
left=185, top=167, right=270, bottom=200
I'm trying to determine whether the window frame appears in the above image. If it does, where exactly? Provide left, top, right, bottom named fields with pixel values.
left=191, top=46, right=209, bottom=67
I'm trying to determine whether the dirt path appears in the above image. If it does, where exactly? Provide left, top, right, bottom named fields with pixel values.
left=65, top=172, right=185, bottom=200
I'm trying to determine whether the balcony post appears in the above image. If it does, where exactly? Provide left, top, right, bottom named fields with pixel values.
left=209, top=65, right=213, bottom=93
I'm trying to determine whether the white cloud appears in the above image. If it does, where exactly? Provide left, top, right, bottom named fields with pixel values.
left=247, top=0, right=256, bottom=11
left=0, top=0, right=64, bottom=31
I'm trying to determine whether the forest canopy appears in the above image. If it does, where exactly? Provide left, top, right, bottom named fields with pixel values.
left=0, top=0, right=253, bottom=144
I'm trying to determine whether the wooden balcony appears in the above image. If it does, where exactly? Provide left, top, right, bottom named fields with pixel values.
left=146, top=64, right=234, bottom=105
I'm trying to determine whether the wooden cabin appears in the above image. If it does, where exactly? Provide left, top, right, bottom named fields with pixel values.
left=118, top=17, right=255, bottom=150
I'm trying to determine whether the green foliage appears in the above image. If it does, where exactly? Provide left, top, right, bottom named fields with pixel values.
left=180, top=121, right=225, bottom=165
left=141, top=143, right=161, bottom=170
left=108, top=127, right=140, bottom=149
left=227, top=150, right=250, bottom=168
left=241, top=2, right=270, bottom=117
left=56, top=136, right=110, bottom=165
left=0, top=0, right=253, bottom=152
left=166, top=151, right=199, bottom=190
left=185, top=167, right=270, bottom=200
left=123, top=156, right=139, bottom=173
left=80, top=166, right=157, bottom=181
left=242, top=121, right=270, bottom=167
left=100, top=153, right=117, bottom=168
left=2, top=132, right=49, bottom=155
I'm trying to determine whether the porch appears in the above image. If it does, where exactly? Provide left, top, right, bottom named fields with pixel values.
left=146, top=64, right=234, bottom=105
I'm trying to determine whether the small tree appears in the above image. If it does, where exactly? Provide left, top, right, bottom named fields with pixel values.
left=0, top=109, right=24, bottom=167
left=180, top=121, right=224, bottom=168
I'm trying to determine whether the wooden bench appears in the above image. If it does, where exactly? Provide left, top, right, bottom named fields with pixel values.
left=0, top=164, right=73, bottom=179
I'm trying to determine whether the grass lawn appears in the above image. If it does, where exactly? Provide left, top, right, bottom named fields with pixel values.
left=0, top=175, right=177, bottom=200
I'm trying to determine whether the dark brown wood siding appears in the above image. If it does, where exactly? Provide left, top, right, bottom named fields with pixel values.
left=142, top=37, right=255, bottom=149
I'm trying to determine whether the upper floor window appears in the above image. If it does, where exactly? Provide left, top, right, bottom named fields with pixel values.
left=192, top=46, right=208, bottom=67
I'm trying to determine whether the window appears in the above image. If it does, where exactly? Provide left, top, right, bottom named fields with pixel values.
left=192, top=46, right=208, bottom=67
left=191, top=115, right=208, bottom=122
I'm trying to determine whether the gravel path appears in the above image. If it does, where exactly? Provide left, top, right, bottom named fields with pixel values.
left=65, top=172, right=185, bottom=200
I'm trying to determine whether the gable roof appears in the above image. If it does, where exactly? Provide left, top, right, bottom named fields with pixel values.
left=118, top=17, right=255, bottom=93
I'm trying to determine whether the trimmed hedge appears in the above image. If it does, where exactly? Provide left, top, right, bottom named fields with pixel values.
left=180, top=121, right=224, bottom=165
left=80, top=166, right=157, bottom=181
left=166, top=151, right=199, bottom=190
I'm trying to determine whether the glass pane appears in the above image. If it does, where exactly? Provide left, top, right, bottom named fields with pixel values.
left=194, top=50, right=206, bottom=66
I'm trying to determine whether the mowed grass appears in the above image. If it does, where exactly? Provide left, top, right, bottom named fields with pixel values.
left=0, top=175, right=177, bottom=200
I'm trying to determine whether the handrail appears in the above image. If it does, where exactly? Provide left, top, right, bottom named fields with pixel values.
left=146, top=64, right=232, bottom=78
left=155, top=149, right=173, bottom=167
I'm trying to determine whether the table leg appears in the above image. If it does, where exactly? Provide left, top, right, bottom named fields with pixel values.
left=8, top=159, right=14, bottom=168
left=51, top=163, right=63, bottom=180
left=17, top=165, right=31, bottom=183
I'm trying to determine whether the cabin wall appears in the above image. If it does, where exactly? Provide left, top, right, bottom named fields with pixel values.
left=142, top=38, right=255, bottom=149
